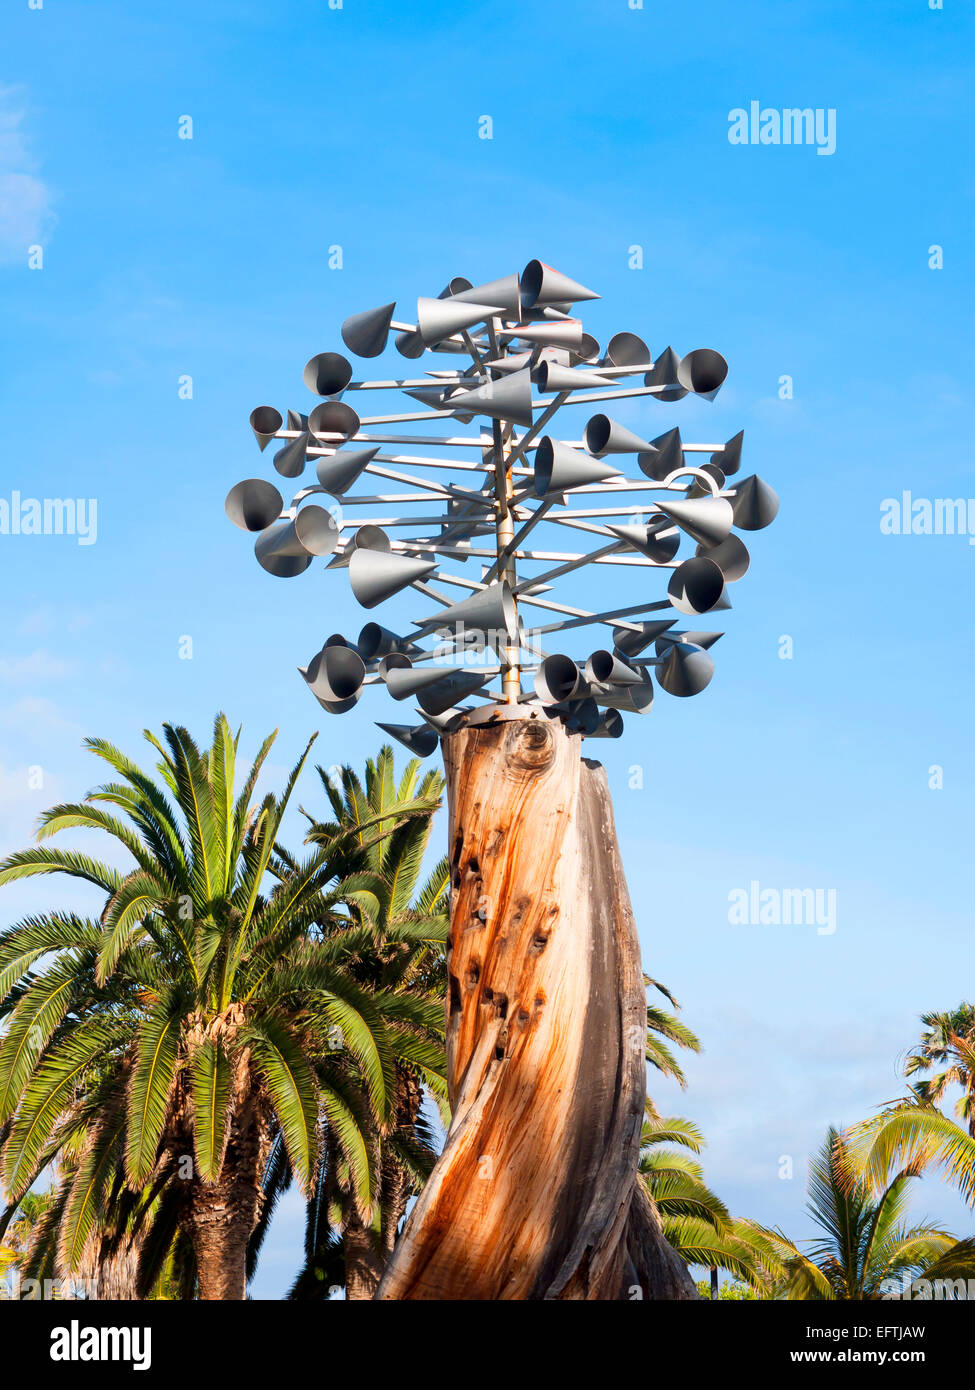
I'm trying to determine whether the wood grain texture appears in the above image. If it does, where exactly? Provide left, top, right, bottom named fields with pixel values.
left=376, top=715, right=698, bottom=1301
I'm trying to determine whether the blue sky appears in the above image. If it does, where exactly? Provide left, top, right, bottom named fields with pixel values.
left=2, top=0, right=973, bottom=1297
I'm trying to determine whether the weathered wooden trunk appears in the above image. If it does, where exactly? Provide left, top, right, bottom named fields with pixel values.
left=376, top=711, right=697, bottom=1301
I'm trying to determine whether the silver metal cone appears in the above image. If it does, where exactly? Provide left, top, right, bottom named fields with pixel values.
left=404, top=385, right=453, bottom=409
left=521, top=305, right=572, bottom=323
left=584, top=650, right=643, bottom=687
left=637, top=427, right=683, bottom=482
left=351, top=524, right=390, bottom=552
left=349, top=549, right=438, bottom=609
left=606, top=522, right=680, bottom=564
left=314, top=693, right=361, bottom=715
left=357, top=623, right=421, bottom=662
left=570, top=333, right=601, bottom=365
left=657, top=497, right=734, bottom=548
left=341, top=303, right=396, bottom=358
left=385, top=663, right=457, bottom=701
left=302, top=351, right=354, bottom=397
left=687, top=464, right=725, bottom=499
left=519, top=260, right=600, bottom=309
left=273, top=432, right=310, bottom=479
left=416, top=670, right=491, bottom=716
left=533, top=436, right=622, bottom=496
left=416, top=296, right=504, bottom=345
left=395, top=329, right=426, bottom=359
left=308, top=400, right=360, bottom=441
left=249, top=405, right=283, bottom=451
left=677, top=348, right=729, bottom=401
left=654, top=630, right=723, bottom=653
left=450, top=274, right=522, bottom=316
left=254, top=505, right=339, bottom=573
left=225, top=478, right=284, bottom=532
left=377, top=652, right=411, bottom=679
left=534, top=653, right=589, bottom=705
left=444, top=367, right=534, bottom=427
left=323, top=634, right=350, bottom=648
left=611, top=619, right=676, bottom=657
left=436, top=386, right=477, bottom=424
left=287, top=410, right=309, bottom=431
left=417, top=705, right=469, bottom=732
left=507, top=320, right=583, bottom=350
left=560, top=698, right=600, bottom=734
left=376, top=722, right=440, bottom=758
left=587, top=709, right=624, bottom=738
left=667, top=557, right=731, bottom=615
left=656, top=641, right=715, bottom=697
left=695, top=533, right=750, bottom=582
left=303, top=645, right=366, bottom=703
left=604, top=332, right=650, bottom=368
left=715, top=429, right=743, bottom=477
left=584, top=414, right=653, bottom=456
left=592, top=677, right=654, bottom=714
left=254, top=527, right=314, bottom=578
left=729, top=474, right=780, bottom=530
left=293, top=505, right=340, bottom=556
left=644, top=347, right=687, bottom=402
left=533, top=361, right=610, bottom=393
left=485, top=349, right=534, bottom=374
left=315, top=445, right=380, bottom=496
left=415, top=581, right=518, bottom=642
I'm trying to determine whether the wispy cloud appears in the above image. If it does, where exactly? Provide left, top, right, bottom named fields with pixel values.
left=0, top=84, right=54, bottom=263
left=0, top=649, right=76, bottom=684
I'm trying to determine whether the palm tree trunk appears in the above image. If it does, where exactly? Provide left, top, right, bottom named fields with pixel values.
left=342, top=1208, right=385, bottom=1300
left=185, top=1101, right=265, bottom=1300
left=377, top=713, right=698, bottom=1301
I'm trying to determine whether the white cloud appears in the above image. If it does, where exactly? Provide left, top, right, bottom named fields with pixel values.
left=0, top=650, right=75, bottom=684
left=0, top=695, right=82, bottom=737
left=0, top=84, right=54, bottom=263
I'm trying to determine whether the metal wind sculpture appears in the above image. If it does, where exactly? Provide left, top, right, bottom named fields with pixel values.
left=225, top=260, right=777, bottom=753
left=225, top=261, right=778, bottom=1301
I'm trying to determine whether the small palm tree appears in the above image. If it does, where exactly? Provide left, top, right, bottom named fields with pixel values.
left=905, top=1004, right=975, bottom=1135
left=842, top=1006, right=975, bottom=1215
left=0, top=715, right=440, bottom=1298
left=757, top=1126, right=975, bottom=1299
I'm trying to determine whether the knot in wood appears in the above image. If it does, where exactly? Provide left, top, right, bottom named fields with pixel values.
left=503, top=719, right=556, bottom=773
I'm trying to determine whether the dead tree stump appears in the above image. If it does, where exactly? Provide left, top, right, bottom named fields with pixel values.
left=376, top=712, right=698, bottom=1301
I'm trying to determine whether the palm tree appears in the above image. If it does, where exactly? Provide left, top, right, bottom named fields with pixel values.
left=841, top=1006, right=975, bottom=1216
left=757, top=1126, right=975, bottom=1299
left=904, top=1004, right=975, bottom=1135
left=0, top=1188, right=57, bottom=1295
left=639, top=1107, right=772, bottom=1293
left=277, top=748, right=450, bottom=1300
left=0, top=715, right=440, bottom=1299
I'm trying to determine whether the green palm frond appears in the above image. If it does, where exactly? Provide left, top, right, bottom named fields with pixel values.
left=247, top=1017, right=320, bottom=1194
left=190, top=1040, right=231, bottom=1183
left=126, top=991, right=182, bottom=1185
left=843, top=1105, right=975, bottom=1207
left=2, top=1019, right=130, bottom=1198
left=0, top=847, right=124, bottom=895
